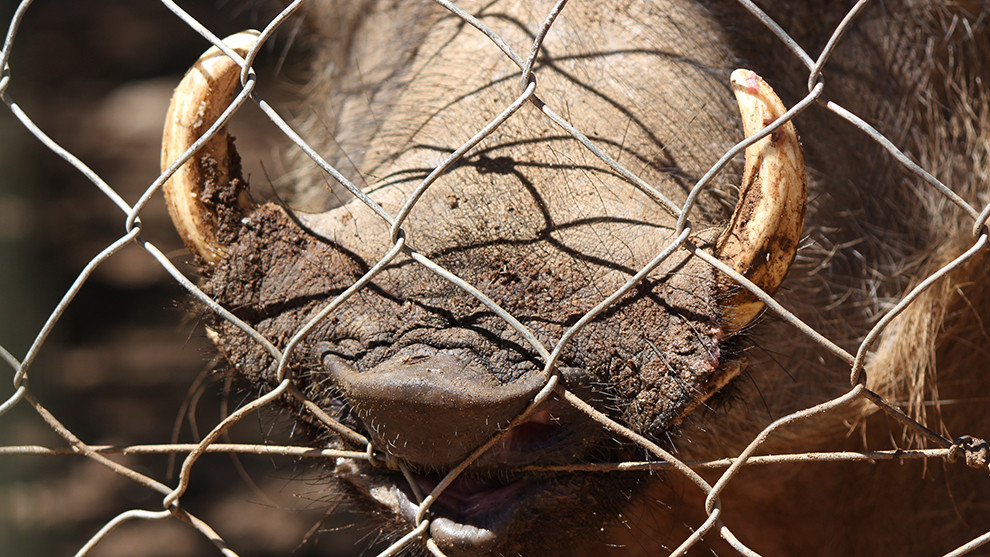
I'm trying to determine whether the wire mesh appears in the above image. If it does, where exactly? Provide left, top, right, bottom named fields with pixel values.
left=2, top=0, right=989, bottom=556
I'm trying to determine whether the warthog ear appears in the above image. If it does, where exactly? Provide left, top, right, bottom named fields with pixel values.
left=716, top=69, right=807, bottom=333
left=161, top=31, right=259, bottom=265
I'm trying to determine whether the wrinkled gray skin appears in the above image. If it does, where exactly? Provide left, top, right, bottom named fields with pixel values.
left=194, top=1, right=990, bottom=555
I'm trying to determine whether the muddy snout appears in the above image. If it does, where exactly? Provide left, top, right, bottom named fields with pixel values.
left=319, top=343, right=545, bottom=468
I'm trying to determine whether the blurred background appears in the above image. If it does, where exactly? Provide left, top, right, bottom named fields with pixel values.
left=0, top=1, right=373, bottom=555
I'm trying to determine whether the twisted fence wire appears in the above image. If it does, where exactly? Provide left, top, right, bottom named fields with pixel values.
left=1, top=0, right=989, bottom=556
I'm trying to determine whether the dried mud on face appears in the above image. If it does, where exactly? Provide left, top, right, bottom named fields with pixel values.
left=205, top=195, right=727, bottom=444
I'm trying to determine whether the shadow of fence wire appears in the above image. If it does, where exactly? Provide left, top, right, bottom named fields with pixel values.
left=1, top=0, right=989, bottom=556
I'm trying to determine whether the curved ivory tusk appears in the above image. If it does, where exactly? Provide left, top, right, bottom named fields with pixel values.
left=161, top=30, right=259, bottom=264
left=716, top=69, right=807, bottom=333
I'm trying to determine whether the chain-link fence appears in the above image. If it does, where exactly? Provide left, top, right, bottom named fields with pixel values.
left=2, top=0, right=990, bottom=555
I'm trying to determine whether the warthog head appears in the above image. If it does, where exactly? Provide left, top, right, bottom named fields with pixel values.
left=159, top=1, right=990, bottom=555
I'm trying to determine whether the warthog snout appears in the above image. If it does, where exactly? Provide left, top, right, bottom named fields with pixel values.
left=319, top=342, right=545, bottom=467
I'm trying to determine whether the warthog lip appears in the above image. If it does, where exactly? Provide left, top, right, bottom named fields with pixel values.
left=412, top=475, right=531, bottom=554
left=352, top=449, right=539, bottom=555
left=339, top=408, right=578, bottom=554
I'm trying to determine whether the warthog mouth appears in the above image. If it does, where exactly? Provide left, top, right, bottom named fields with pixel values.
left=337, top=461, right=528, bottom=554
left=334, top=397, right=629, bottom=555
left=398, top=473, right=535, bottom=553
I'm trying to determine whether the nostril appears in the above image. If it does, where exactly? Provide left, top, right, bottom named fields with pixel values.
left=322, top=344, right=545, bottom=467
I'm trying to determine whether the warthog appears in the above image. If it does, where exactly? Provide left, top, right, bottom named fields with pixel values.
left=160, top=0, right=990, bottom=555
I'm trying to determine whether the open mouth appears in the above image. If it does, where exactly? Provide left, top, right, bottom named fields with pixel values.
left=402, top=474, right=534, bottom=553
left=336, top=406, right=608, bottom=555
